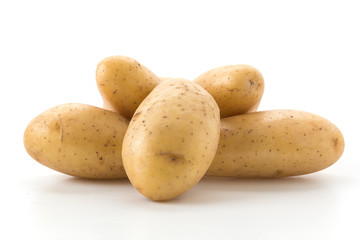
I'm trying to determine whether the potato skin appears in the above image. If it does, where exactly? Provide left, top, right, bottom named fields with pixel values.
left=122, top=79, right=220, bottom=201
left=206, top=110, right=344, bottom=178
left=96, top=56, right=161, bottom=119
left=194, top=65, right=264, bottom=118
left=24, top=103, right=129, bottom=179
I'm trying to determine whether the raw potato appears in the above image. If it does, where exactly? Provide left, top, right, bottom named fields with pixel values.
left=194, top=65, right=264, bottom=118
left=206, top=110, right=345, bottom=178
left=122, top=79, right=220, bottom=201
left=24, top=103, right=129, bottom=179
left=102, top=100, right=116, bottom=112
left=102, top=77, right=166, bottom=111
left=96, top=56, right=161, bottom=119
left=102, top=77, right=181, bottom=110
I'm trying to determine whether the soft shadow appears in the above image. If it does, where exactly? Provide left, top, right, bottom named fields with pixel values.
left=25, top=174, right=130, bottom=195
left=25, top=172, right=352, bottom=204
left=64, top=176, right=130, bottom=186
left=164, top=173, right=351, bottom=205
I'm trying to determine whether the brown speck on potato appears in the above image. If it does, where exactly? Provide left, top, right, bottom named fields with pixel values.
left=273, top=170, right=283, bottom=177
left=248, top=129, right=253, bottom=134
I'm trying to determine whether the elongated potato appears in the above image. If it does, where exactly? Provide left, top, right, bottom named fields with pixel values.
left=24, top=103, right=129, bottom=179
left=194, top=65, right=264, bottom=118
left=206, top=110, right=344, bottom=178
left=102, top=77, right=172, bottom=111
left=96, top=56, right=161, bottom=119
left=122, top=79, right=220, bottom=201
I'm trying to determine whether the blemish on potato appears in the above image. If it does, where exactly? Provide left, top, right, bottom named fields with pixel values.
left=132, top=111, right=142, bottom=121
left=273, top=170, right=283, bottom=177
left=159, top=152, right=186, bottom=164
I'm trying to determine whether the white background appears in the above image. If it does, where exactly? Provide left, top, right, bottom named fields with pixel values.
left=1, top=0, right=359, bottom=239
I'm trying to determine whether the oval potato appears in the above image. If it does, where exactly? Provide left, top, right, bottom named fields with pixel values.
left=24, top=103, right=129, bottom=179
left=96, top=56, right=161, bottom=119
left=206, top=110, right=344, bottom=178
left=122, top=79, right=220, bottom=201
left=102, top=64, right=264, bottom=120
left=194, top=65, right=264, bottom=118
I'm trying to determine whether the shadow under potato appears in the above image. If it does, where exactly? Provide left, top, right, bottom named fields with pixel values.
left=28, top=173, right=346, bottom=204
left=149, top=174, right=343, bottom=204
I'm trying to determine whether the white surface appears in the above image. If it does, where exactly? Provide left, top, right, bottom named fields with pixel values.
left=1, top=0, right=359, bottom=239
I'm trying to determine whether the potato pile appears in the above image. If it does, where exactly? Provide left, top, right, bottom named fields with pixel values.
left=24, top=56, right=345, bottom=201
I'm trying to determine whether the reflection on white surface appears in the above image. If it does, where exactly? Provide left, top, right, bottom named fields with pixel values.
left=13, top=172, right=357, bottom=240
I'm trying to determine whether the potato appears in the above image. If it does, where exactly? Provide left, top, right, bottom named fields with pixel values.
left=24, top=103, right=129, bottom=179
left=194, top=65, right=264, bottom=118
left=102, top=100, right=116, bottom=112
left=122, top=79, right=220, bottom=201
left=206, top=110, right=344, bottom=178
left=102, top=78, right=173, bottom=110
left=96, top=56, right=161, bottom=119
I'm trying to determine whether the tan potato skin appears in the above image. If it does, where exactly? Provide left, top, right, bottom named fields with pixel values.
left=96, top=56, right=161, bottom=119
left=24, top=103, right=129, bottom=179
left=122, top=79, right=220, bottom=201
left=102, top=78, right=171, bottom=110
left=194, top=65, right=264, bottom=118
left=206, top=110, right=345, bottom=178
